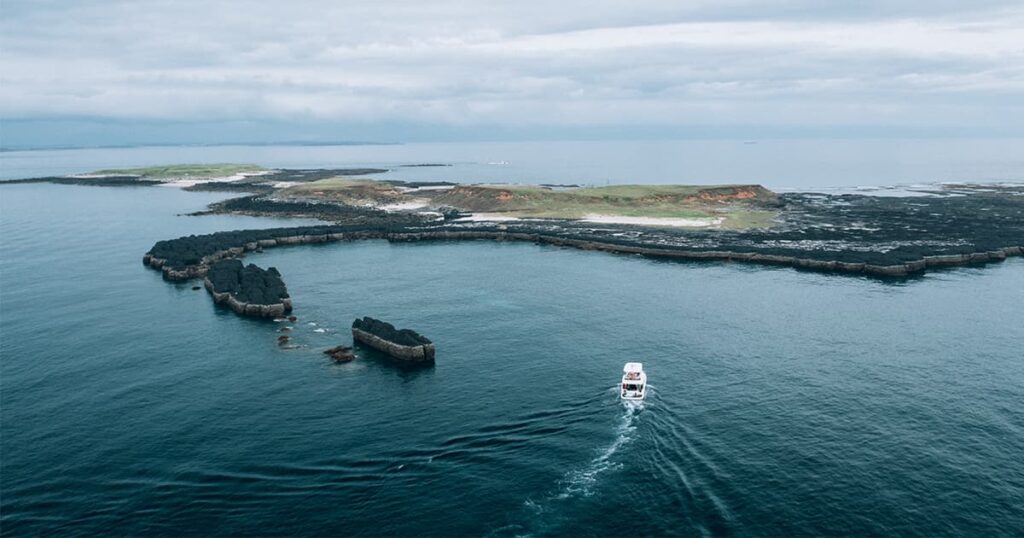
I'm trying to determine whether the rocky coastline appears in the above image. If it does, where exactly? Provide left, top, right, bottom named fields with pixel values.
left=140, top=184, right=1023, bottom=319
left=3, top=175, right=162, bottom=187
left=351, top=317, right=435, bottom=363
left=144, top=220, right=1023, bottom=285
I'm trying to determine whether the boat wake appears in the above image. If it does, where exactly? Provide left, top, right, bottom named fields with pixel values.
left=556, top=398, right=641, bottom=499
left=494, top=393, right=647, bottom=536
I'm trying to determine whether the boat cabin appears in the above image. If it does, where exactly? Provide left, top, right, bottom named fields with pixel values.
left=621, top=362, right=647, bottom=401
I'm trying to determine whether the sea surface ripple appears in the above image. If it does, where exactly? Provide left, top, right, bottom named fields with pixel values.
left=2, top=183, right=1023, bottom=536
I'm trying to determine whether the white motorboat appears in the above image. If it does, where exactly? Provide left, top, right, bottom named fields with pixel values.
left=620, top=362, right=647, bottom=401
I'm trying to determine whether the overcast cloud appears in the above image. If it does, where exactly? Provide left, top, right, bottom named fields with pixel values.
left=2, top=0, right=1023, bottom=143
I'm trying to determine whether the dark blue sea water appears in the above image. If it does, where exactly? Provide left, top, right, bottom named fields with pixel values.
left=2, top=183, right=1023, bottom=536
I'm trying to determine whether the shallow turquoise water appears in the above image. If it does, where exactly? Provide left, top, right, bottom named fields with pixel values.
left=2, top=184, right=1023, bottom=536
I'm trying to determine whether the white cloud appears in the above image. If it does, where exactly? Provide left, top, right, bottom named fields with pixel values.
left=1, top=0, right=1022, bottom=134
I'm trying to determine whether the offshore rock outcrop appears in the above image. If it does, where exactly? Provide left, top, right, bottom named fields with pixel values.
left=351, top=317, right=435, bottom=363
left=202, top=259, right=291, bottom=318
left=324, top=345, right=355, bottom=362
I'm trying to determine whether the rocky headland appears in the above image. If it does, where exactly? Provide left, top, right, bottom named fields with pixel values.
left=144, top=184, right=1024, bottom=293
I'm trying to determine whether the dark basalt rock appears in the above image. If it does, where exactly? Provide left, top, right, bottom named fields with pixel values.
left=352, top=317, right=435, bottom=362
left=324, top=345, right=355, bottom=362
left=2, top=176, right=161, bottom=187
left=146, top=224, right=357, bottom=270
left=437, top=205, right=469, bottom=221
left=203, top=259, right=291, bottom=318
left=352, top=317, right=431, bottom=346
left=184, top=182, right=274, bottom=194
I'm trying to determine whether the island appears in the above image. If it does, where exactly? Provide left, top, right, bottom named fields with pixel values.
left=5, top=163, right=388, bottom=190
left=6, top=163, right=1023, bottom=319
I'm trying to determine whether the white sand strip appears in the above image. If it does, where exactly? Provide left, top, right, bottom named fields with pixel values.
left=580, top=214, right=722, bottom=227
left=380, top=200, right=430, bottom=211
left=158, top=170, right=275, bottom=188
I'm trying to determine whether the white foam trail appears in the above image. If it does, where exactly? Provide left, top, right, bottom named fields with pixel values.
left=313, top=328, right=327, bottom=333
left=502, top=397, right=643, bottom=537
left=557, top=403, right=640, bottom=499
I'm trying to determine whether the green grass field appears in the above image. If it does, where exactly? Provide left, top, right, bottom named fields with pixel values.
left=281, top=178, right=381, bottom=192
left=431, top=184, right=775, bottom=221
left=91, top=163, right=265, bottom=179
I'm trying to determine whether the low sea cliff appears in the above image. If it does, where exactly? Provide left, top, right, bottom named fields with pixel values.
left=202, top=259, right=291, bottom=318
left=351, top=317, right=435, bottom=363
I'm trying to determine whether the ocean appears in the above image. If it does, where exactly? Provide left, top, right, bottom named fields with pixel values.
left=1, top=143, right=1023, bottom=535
left=3, top=138, right=1023, bottom=190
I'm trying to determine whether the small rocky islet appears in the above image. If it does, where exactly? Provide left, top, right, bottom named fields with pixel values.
left=352, top=317, right=435, bottom=363
left=203, top=259, right=291, bottom=318
left=318, top=318, right=435, bottom=364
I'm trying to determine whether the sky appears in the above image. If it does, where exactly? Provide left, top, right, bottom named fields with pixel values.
left=2, top=0, right=1023, bottom=147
